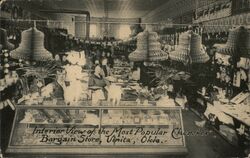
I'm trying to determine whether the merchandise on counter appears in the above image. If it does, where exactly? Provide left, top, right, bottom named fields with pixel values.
left=65, top=50, right=86, bottom=66
left=0, top=71, right=19, bottom=91
left=237, top=57, right=250, bottom=69
left=83, top=113, right=99, bottom=125
left=10, top=26, right=53, bottom=61
left=230, top=92, right=250, bottom=104
left=156, top=95, right=175, bottom=107
left=105, top=76, right=122, bottom=106
left=102, top=109, right=179, bottom=125
left=19, top=108, right=100, bottom=125
left=91, top=89, right=105, bottom=106
left=113, top=59, right=130, bottom=67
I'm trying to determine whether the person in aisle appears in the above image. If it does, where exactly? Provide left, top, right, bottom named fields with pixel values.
left=175, top=88, right=188, bottom=109
left=95, top=48, right=102, bottom=62
left=100, top=51, right=107, bottom=65
left=61, top=55, right=68, bottom=65
left=107, top=52, right=114, bottom=68
left=94, top=60, right=105, bottom=77
left=101, top=57, right=112, bottom=77
left=89, top=64, right=106, bottom=87
left=54, top=54, right=62, bottom=67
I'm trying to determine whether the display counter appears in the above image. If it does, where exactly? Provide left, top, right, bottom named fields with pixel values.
left=7, top=104, right=187, bottom=156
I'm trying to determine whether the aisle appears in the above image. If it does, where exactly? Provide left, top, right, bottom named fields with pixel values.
left=183, top=110, right=244, bottom=158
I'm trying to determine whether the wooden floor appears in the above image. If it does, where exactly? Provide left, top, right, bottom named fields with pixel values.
left=1, top=107, right=245, bottom=158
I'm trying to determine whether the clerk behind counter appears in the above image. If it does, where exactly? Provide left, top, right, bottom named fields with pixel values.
left=88, top=65, right=107, bottom=101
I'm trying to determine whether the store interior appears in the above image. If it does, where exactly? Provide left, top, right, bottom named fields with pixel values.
left=0, top=0, right=250, bottom=157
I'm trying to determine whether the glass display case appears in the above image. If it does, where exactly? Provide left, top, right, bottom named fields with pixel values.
left=7, top=105, right=187, bottom=155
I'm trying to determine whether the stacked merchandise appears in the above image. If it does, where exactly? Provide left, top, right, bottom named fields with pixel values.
left=60, top=51, right=89, bottom=105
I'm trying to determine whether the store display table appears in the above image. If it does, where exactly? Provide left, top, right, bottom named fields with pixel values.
left=6, top=104, right=187, bottom=156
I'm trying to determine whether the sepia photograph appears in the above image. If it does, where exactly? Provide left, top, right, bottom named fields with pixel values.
left=0, top=0, right=249, bottom=157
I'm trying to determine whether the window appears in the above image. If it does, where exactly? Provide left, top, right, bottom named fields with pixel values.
left=90, top=24, right=97, bottom=38
left=119, top=25, right=131, bottom=39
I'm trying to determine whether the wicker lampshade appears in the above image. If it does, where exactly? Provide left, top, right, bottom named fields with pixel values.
left=189, top=31, right=210, bottom=63
left=10, top=27, right=52, bottom=61
left=128, top=31, right=149, bottom=62
left=148, top=32, right=168, bottom=61
left=129, top=30, right=168, bottom=62
left=216, top=26, right=245, bottom=56
left=169, top=31, right=191, bottom=64
left=169, top=30, right=209, bottom=64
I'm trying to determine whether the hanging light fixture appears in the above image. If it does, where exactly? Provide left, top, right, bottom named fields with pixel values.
left=169, top=30, right=209, bottom=64
left=148, top=31, right=168, bottom=62
left=169, top=31, right=192, bottom=64
left=189, top=31, right=210, bottom=63
left=129, top=30, right=168, bottom=62
left=215, top=26, right=245, bottom=57
left=10, top=23, right=52, bottom=61
left=128, top=31, right=149, bottom=62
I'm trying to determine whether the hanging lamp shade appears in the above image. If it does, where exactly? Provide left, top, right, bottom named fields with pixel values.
left=215, top=26, right=245, bottom=56
left=169, top=31, right=192, bottom=64
left=0, top=28, right=15, bottom=50
left=189, top=31, right=210, bottom=63
left=128, top=30, right=168, bottom=62
left=128, top=31, right=149, bottom=62
left=10, top=27, right=52, bottom=61
left=169, top=30, right=209, bottom=64
left=148, top=32, right=168, bottom=61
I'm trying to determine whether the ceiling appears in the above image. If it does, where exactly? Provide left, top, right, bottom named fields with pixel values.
left=15, top=0, right=169, bottom=19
